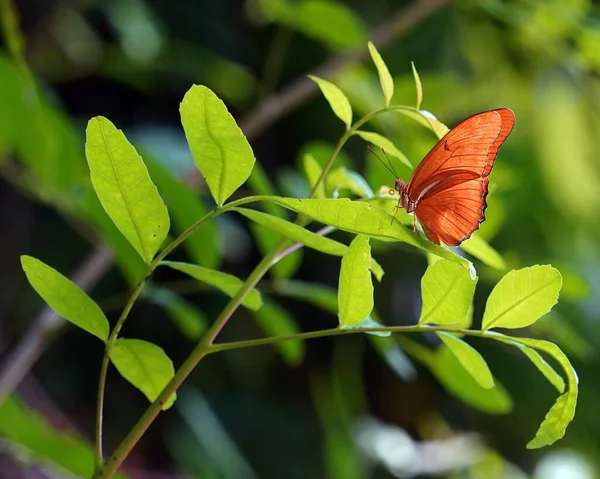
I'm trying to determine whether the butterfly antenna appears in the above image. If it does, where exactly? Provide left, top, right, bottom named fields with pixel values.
left=381, top=148, right=399, bottom=178
left=368, top=145, right=398, bottom=178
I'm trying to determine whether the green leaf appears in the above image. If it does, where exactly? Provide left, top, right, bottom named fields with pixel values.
left=437, top=333, right=494, bottom=389
left=260, top=197, right=469, bottom=266
left=294, top=0, right=366, bottom=50
left=0, top=395, right=129, bottom=479
left=21, top=256, right=109, bottom=341
left=302, top=153, right=326, bottom=198
left=145, top=155, right=220, bottom=269
left=0, top=0, right=25, bottom=60
left=488, top=334, right=577, bottom=448
left=482, top=265, right=562, bottom=330
left=367, top=42, right=393, bottom=107
left=326, top=166, right=374, bottom=198
left=430, top=345, right=512, bottom=414
left=308, top=75, right=352, bottom=129
left=110, top=339, right=176, bottom=410
left=236, top=207, right=384, bottom=281
left=460, top=233, right=506, bottom=270
left=396, top=109, right=450, bottom=140
left=419, top=259, right=477, bottom=325
left=85, top=117, right=170, bottom=263
left=272, top=280, right=338, bottom=314
left=369, top=336, right=417, bottom=382
left=146, top=287, right=208, bottom=341
left=338, top=235, right=373, bottom=326
left=162, top=261, right=262, bottom=311
left=180, top=85, right=256, bottom=206
left=411, top=61, right=423, bottom=110
left=505, top=341, right=565, bottom=393
left=354, top=131, right=412, bottom=169
left=252, top=298, right=304, bottom=366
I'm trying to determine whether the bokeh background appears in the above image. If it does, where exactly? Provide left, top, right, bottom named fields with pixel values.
left=0, top=0, right=599, bottom=478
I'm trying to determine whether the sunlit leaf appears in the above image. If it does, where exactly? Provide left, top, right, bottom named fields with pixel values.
left=302, top=153, right=325, bottom=198
left=235, top=207, right=383, bottom=280
left=367, top=42, right=393, bottom=107
left=437, top=333, right=494, bottom=389
left=180, top=85, right=256, bottom=206
left=260, top=197, right=469, bottom=265
left=146, top=287, right=208, bottom=341
left=430, top=345, right=512, bottom=414
left=252, top=298, right=304, bottom=366
left=338, top=235, right=373, bottom=326
left=85, top=116, right=170, bottom=263
left=396, top=109, right=450, bottom=139
left=354, top=131, right=412, bottom=168
left=0, top=395, right=128, bottom=479
left=308, top=75, right=352, bottom=129
left=419, top=259, right=477, bottom=325
left=411, top=61, right=423, bottom=110
left=162, top=261, right=262, bottom=311
left=460, top=233, right=506, bottom=270
left=326, top=166, right=374, bottom=198
left=145, top=156, right=220, bottom=268
left=109, top=338, right=176, bottom=410
left=21, top=256, right=109, bottom=341
left=488, top=334, right=577, bottom=448
left=482, top=266, right=562, bottom=330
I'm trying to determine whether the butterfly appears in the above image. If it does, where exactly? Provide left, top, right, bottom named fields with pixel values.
left=379, top=108, right=514, bottom=246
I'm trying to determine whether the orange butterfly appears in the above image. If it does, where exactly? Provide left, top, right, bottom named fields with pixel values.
left=385, top=108, right=514, bottom=246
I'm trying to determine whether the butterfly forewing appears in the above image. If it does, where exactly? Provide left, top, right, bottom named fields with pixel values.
left=407, top=108, right=514, bottom=245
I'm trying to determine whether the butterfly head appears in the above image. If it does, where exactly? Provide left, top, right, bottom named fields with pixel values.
left=394, top=178, right=405, bottom=194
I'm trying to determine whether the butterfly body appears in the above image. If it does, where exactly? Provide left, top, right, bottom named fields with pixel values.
left=393, top=108, right=515, bottom=246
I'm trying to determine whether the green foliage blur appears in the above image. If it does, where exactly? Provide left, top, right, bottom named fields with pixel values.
left=1, top=0, right=599, bottom=478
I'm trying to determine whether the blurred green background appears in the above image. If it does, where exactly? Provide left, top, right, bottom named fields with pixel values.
left=0, top=0, right=599, bottom=477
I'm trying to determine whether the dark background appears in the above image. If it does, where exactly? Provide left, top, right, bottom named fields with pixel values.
left=0, top=0, right=599, bottom=478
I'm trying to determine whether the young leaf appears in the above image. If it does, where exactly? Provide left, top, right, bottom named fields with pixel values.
left=326, top=166, right=374, bottom=198
left=302, top=153, right=325, bottom=198
left=430, top=345, right=513, bottom=414
left=482, top=265, right=562, bottom=330
left=354, top=131, right=412, bottom=169
left=180, top=85, right=256, bottom=206
left=161, top=261, right=262, bottom=311
left=85, top=117, right=170, bottom=263
left=109, top=338, right=176, bottom=410
left=419, top=259, right=477, bottom=325
left=261, top=197, right=469, bottom=266
left=338, top=235, right=373, bottom=326
left=460, top=233, right=506, bottom=270
left=488, top=334, right=577, bottom=448
left=367, top=42, right=393, bottom=107
left=411, top=61, right=423, bottom=110
left=308, top=75, right=352, bottom=129
left=21, top=255, right=109, bottom=341
left=437, top=333, right=494, bottom=389
left=252, top=298, right=304, bottom=366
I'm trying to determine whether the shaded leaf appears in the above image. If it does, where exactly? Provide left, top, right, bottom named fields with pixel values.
left=109, top=339, right=176, bottom=410
left=411, top=61, right=423, bottom=110
left=326, top=166, right=374, bottom=198
left=461, top=233, right=506, bottom=270
left=419, top=259, right=477, bottom=325
left=302, top=153, right=325, bottom=198
left=180, top=85, right=255, bottom=206
left=341, top=316, right=389, bottom=337
left=369, top=336, right=417, bottom=382
left=437, top=333, right=494, bottom=389
left=355, top=131, right=412, bottom=169
left=309, top=75, right=352, bottom=129
left=85, top=117, right=170, bottom=263
left=482, top=265, right=562, bottom=330
left=338, top=235, right=373, bottom=326
left=396, top=109, right=450, bottom=139
left=506, top=340, right=565, bottom=393
left=162, top=261, right=262, bottom=311
left=367, top=42, right=393, bottom=107
left=250, top=222, right=302, bottom=279
left=272, top=280, right=338, bottom=314
left=21, top=256, right=109, bottom=341
left=252, top=298, right=304, bottom=366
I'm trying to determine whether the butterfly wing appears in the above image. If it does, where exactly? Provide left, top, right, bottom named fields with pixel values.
left=408, top=108, right=514, bottom=246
